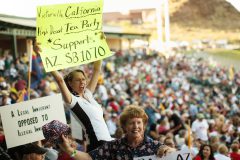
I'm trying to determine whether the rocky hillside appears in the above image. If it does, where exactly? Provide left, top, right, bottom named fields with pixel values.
left=170, top=0, right=240, bottom=30
left=169, top=0, right=240, bottom=41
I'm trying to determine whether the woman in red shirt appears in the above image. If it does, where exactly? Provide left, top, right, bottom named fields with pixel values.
left=194, top=144, right=215, bottom=160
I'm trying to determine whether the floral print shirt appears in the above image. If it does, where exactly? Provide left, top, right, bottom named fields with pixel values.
left=89, top=136, right=162, bottom=160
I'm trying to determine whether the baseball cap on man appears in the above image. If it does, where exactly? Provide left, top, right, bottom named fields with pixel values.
left=20, top=143, right=48, bottom=154
left=197, top=113, right=204, bottom=119
left=15, top=80, right=26, bottom=91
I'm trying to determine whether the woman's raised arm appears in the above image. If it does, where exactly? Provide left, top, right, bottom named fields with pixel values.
left=51, top=71, right=72, bottom=104
left=87, top=60, right=102, bottom=93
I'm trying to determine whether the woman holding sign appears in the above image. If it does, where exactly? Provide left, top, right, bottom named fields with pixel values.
left=51, top=60, right=112, bottom=152
left=34, top=43, right=112, bottom=152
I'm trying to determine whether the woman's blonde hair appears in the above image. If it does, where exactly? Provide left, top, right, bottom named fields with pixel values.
left=120, top=105, right=148, bottom=132
left=218, top=144, right=228, bottom=155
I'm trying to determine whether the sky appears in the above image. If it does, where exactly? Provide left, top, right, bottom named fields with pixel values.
left=0, top=0, right=239, bottom=18
left=226, top=0, right=240, bottom=12
left=0, top=0, right=161, bottom=17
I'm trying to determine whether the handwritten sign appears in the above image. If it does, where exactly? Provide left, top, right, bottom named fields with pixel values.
left=158, top=149, right=192, bottom=160
left=133, top=149, right=192, bottom=160
left=36, top=0, right=112, bottom=72
left=0, top=94, right=66, bottom=148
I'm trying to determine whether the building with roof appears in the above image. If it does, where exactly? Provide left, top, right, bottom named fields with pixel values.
left=0, top=14, right=150, bottom=59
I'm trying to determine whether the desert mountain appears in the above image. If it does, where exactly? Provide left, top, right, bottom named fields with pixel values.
left=170, top=0, right=240, bottom=30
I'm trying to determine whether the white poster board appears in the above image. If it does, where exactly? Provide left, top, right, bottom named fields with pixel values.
left=158, top=148, right=192, bottom=160
left=134, top=155, right=157, bottom=160
left=70, top=113, right=83, bottom=140
left=133, top=148, right=192, bottom=160
left=0, top=94, right=66, bottom=148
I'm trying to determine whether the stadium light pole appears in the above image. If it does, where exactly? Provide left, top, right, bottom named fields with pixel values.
left=156, top=2, right=163, bottom=52
left=164, top=0, right=170, bottom=51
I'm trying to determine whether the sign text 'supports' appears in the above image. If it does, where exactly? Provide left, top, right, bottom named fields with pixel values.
left=36, top=0, right=112, bottom=72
